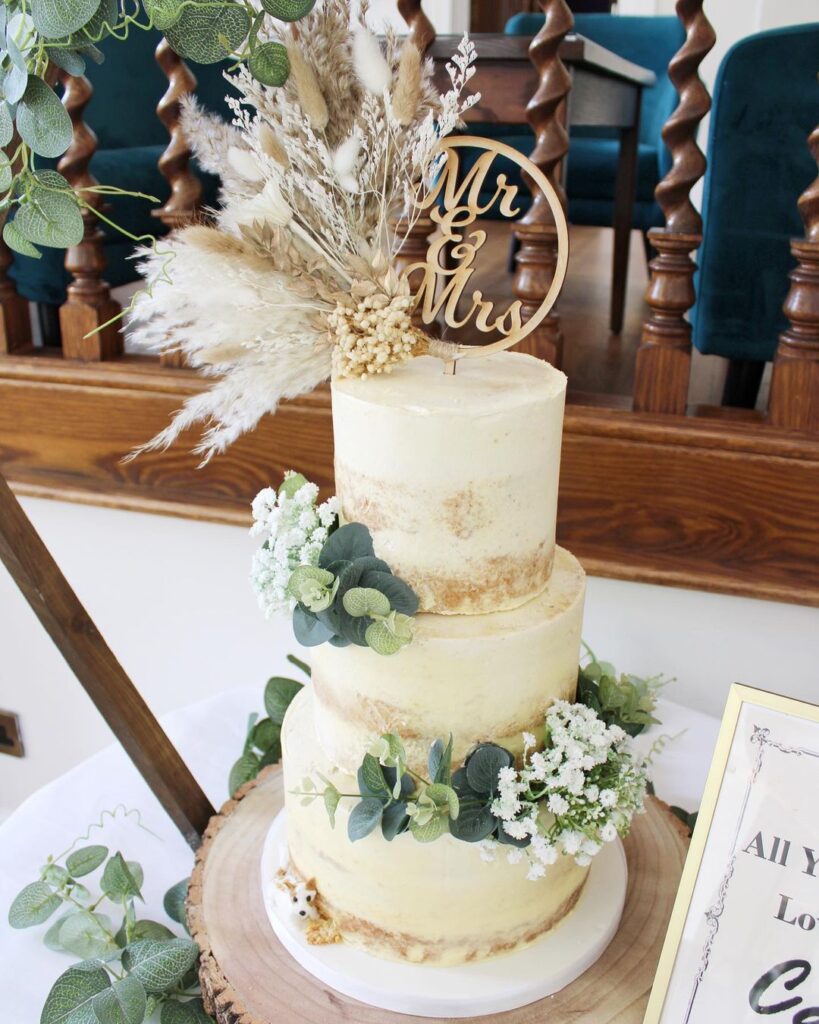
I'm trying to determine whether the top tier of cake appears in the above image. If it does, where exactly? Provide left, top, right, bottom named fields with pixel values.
left=331, top=352, right=567, bottom=615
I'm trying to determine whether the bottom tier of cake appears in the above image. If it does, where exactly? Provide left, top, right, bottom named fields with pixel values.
left=280, top=688, right=589, bottom=967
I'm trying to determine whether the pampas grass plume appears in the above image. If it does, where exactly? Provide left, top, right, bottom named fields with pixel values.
left=392, top=41, right=422, bottom=125
left=287, top=42, right=330, bottom=130
left=353, top=25, right=391, bottom=94
left=258, top=121, right=288, bottom=166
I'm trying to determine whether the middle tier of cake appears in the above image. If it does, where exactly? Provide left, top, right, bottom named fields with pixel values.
left=311, top=546, right=586, bottom=775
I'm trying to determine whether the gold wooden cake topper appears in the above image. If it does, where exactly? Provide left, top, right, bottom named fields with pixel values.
left=407, top=136, right=569, bottom=361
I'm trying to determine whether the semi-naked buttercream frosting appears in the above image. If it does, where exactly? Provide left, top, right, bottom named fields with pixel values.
left=311, top=546, right=585, bottom=775
left=281, top=688, right=588, bottom=966
left=331, top=351, right=566, bottom=614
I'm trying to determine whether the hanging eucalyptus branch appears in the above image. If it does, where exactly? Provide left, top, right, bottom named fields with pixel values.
left=0, top=0, right=316, bottom=261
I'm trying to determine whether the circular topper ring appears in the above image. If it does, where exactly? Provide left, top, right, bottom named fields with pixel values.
left=404, top=135, right=569, bottom=359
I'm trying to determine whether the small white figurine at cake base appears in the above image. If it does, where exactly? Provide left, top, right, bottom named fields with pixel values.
left=273, top=868, right=341, bottom=946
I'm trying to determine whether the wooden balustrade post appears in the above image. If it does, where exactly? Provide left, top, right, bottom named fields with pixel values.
left=397, top=0, right=436, bottom=52
left=391, top=5, right=435, bottom=329
left=153, top=40, right=204, bottom=368
left=0, top=230, right=31, bottom=354
left=768, top=125, right=819, bottom=434
left=632, top=0, right=715, bottom=414
left=512, top=0, right=573, bottom=368
left=58, top=71, right=123, bottom=361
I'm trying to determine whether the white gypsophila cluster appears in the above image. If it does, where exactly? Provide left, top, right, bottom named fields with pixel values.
left=250, top=473, right=340, bottom=617
left=490, top=701, right=648, bottom=881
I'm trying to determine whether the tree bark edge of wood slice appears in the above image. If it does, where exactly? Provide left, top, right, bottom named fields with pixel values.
left=188, top=765, right=690, bottom=1024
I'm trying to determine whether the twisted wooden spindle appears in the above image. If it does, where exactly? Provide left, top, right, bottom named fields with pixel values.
left=58, top=71, right=123, bottom=361
left=397, top=0, right=435, bottom=53
left=153, top=40, right=203, bottom=368
left=512, top=0, right=573, bottom=367
left=632, top=0, right=715, bottom=415
left=392, top=0, right=435, bottom=302
left=768, top=125, right=819, bottom=433
left=0, top=231, right=32, bottom=354
left=153, top=40, right=203, bottom=230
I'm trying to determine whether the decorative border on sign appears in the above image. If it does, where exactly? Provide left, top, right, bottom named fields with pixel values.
left=684, top=727, right=819, bottom=1021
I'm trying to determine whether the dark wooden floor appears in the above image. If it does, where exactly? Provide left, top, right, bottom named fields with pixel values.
left=438, top=222, right=730, bottom=406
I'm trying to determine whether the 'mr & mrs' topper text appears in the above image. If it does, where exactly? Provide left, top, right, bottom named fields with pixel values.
left=406, top=136, right=569, bottom=361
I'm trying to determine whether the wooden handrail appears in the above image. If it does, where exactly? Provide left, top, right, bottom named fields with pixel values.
left=57, top=70, right=123, bottom=361
left=768, top=123, right=819, bottom=433
left=512, top=0, right=574, bottom=368
left=632, top=0, right=715, bottom=415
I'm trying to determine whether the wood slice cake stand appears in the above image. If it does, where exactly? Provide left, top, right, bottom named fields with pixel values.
left=188, top=766, right=689, bottom=1024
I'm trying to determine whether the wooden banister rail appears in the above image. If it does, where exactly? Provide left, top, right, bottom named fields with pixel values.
left=632, top=0, right=715, bottom=415
left=768, top=123, right=819, bottom=434
left=512, top=0, right=573, bottom=367
left=58, top=70, right=123, bottom=361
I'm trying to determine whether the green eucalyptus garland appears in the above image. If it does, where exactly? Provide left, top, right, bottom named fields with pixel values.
left=0, top=0, right=315, bottom=262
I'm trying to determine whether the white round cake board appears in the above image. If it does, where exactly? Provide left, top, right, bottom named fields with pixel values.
left=260, top=810, right=628, bottom=1019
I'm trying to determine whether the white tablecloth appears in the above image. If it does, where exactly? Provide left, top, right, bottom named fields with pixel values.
left=0, top=689, right=721, bottom=1022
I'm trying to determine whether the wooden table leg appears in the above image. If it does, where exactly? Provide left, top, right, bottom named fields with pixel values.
left=610, top=95, right=641, bottom=335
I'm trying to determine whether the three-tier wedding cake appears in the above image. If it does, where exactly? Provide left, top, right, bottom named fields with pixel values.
left=279, top=351, right=591, bottom=966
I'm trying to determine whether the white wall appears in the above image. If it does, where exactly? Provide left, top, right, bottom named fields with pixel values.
left=2, top=496, right=818, bottom=817
left=362, top=0, right=469, bottom=34
left=619, top=0, right=817, bottom=96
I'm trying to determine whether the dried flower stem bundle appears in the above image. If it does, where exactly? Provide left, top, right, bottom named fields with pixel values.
left=129, top=1, right=478, bottom=460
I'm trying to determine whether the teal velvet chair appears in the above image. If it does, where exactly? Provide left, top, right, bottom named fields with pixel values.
left=503, top=13, right=683, bottom=239
left=10, top=29, right=233, bottom=341
left=458, top=14, right=683, bottom=333
left=691, top=24, right=819, bottom=407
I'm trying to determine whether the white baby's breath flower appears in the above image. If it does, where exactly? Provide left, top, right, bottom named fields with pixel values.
left=601, top=822, right=618, bottom=843
left=502, top=819, right=529, bottom=841
left=479, top=839, right=498, bottom=864
left=575, top=853, right=592, bottom=868
left=560, top=830, right=584, bottom=856
left=506, top=848, right=524, bottom=865
left=547, top=793, right=569, bottom=816
left=527, top=861, right=546, bottom=882
left=250, top=475, right=339, bottom=617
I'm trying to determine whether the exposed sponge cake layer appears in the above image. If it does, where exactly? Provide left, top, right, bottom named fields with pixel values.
left=310, top=546, right=585, bottom=775
left=332, top=351, right=567, bottom=615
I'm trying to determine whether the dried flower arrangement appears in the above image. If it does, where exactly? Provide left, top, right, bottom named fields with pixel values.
left=128, top=0, right=479, bottom=461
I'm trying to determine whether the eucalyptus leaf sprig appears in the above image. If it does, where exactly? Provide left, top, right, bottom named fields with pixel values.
left=294, top=732, right=462, bottom=845
left=8, top=843, right=207, bottom=1023
left=227, top=653, right=309, bottom=796
left=577, top=642, right=669, bottom=736
left=0, top=0, right=315, bottom=263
